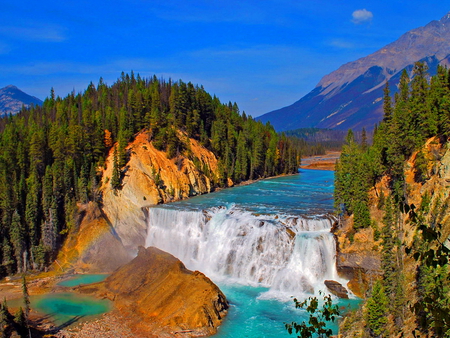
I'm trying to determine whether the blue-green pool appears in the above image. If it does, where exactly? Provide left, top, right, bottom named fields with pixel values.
left=9, top=292, right=112, bottom=327
left=58, top=274, right=109, bottom=287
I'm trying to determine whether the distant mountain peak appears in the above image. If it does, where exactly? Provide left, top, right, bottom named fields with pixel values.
left=258, top=12, right=450, bottom=131
left=0, top=85, right=43, bottom=115
left=4, top=85, right=18, bottom=89
left=441, top=11, right=450, bottom=21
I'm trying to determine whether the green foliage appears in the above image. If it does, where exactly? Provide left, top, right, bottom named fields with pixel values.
left=414, top=150, right=428, bottom=183
left=14, top=307, right=27, bottom=337
left=335, top=62, right=450, bottom=337
left=21, top=275, right=30, bottom=319
left=111, top=146, right=121, bottom=190
left=0, top=300, right=9, bottom=338
left=285, top=292, right=340, bottom=338
left=403, top=197, right=450, bottom=337
left=364, top=280, right=388, bottom=337
left=336, top=61, right=450, bottom=226
left=0, top=73, right=302, bottom=277
left=334, top=130, right=371, bottom=229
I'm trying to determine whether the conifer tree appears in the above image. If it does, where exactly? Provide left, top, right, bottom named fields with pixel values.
left=14, top=307, right=26, bottom=338
left=0, top=300, right=8, bottom=338
left=365, top=280, right=388, bottom=337
left=111, top=146, right=121, bottom=190
left=382, top=82, right=392, bottom=123
left=21, top=275, right=30, bottom=319
left=381, top=196, right=396, bottom=294
left=9, top=210, right=25, bottom=273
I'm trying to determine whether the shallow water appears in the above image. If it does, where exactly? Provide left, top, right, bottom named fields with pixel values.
left=58, top=274, right=109, bottom=287
left=10, top=292, right=111, bottom=326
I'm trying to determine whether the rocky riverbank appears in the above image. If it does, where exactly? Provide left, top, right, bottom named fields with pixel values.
left=300, top=151, right=340, bottom=171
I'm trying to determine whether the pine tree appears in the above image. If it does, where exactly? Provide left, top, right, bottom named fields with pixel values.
left=14, top=307, right=26, bottom=338
left=365, top=280, right=388, bottom=337
left=382, top=81, right=393, bottom=123
left=9, top=210, right=25, bottom=273
left=111, top=146, right=121, bottom=190
left=0, top=300, right=8, bottom=338
left=21, top=275, right=30, bottom=319
left=381, top=196, right=396, bottom=295
left=1, top=237, right=13, bottom=276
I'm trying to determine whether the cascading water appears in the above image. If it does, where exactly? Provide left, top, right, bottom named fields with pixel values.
left=145, top=204, right=343, bottom=298
left=143, top=169, right=356, bottom=337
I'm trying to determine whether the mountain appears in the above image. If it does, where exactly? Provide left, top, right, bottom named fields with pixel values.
left=0, top=85, right=43, bottom=115
left=258, top=12, right=450, bottom=131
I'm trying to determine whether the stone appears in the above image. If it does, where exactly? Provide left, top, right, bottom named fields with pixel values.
left=102, top=246, right=228, bottom=337
left=324, top=280, right=349, bottom=299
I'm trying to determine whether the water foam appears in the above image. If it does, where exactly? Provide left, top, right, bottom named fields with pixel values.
left=145, top=205, right=344, bottom=298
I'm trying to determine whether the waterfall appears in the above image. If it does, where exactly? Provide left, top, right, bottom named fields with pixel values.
left=145, top=204, right=342, bottom=297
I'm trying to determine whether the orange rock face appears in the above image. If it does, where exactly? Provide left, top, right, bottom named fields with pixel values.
left=103, top=246, right=228, bottom=337
left=100, top=131, right=220, bottom=253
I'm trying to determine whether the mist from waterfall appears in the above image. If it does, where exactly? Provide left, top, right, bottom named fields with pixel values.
left=145, top=204, right=343, bottom=298
left=143, top=169, right=354, bottom=337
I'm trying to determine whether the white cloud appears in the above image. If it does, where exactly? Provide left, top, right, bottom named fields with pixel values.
left=329, top=39, right=355, bottom=49
left=352, top=9, right=373, bottom=24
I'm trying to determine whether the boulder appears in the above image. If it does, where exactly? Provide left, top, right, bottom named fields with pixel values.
left=103, top=246, right=228, bottom=337
left=324, top=280, right=349, bottom=299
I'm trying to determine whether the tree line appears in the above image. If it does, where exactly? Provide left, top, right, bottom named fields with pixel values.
left=0, top=72, right=301, bottom=278
left=284, top=127, right=371, bottom=156
left=335, top=62, right=450, bottom=337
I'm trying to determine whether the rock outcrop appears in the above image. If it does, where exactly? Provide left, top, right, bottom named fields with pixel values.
left=60, top=131, right=221, bottom=271
left=100, top=132, right=219, bottom=253
left=333, top=219, right=382, bottom=298
left=100, top=246, right=228, bottom=337
left=57, top=202, right=131, bottom=273
left=335, top=137, right=450, bottom=300
left=324, top=280, right=349, bottom=299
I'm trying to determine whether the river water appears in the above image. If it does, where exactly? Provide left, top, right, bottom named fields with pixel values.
left=145, top=169, right=358, bottom=337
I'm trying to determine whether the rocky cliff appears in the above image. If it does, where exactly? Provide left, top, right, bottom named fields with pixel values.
left=59, top=130, right=220, bottom=272
left=81, top=246, right=228, bottom=337
left=336, top=137, right=450, bottom=335
left=100, top=131, right=219, bottom=253
left=335, top=139, right=450, bottom=297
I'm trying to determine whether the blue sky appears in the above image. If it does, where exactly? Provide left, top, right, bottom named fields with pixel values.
left=0, top=1, right=448, bottom=117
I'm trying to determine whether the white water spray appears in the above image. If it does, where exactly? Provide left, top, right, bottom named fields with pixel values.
left=145, top=205, right=343, bottom=297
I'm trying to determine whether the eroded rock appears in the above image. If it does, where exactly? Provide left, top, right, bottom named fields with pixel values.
left=103, top=246, right=228, bottom=337
left=324, top=280, right=349, bottom=299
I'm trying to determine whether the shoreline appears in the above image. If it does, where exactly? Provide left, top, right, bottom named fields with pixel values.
left=0, top=170, right=302, bottom=336
left=300, top=151, right=341, bottom=171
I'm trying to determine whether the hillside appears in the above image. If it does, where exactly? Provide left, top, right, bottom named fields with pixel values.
left=333, top=63, right=450, bottom=337
left=0, top=85, right=42, bottom=115
left=0, top=73, right=301, bottom=278
left=258, top=12, right=450, bottom=131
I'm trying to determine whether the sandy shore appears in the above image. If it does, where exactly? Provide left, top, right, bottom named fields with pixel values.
left=300, top=151, right=341, bottom=171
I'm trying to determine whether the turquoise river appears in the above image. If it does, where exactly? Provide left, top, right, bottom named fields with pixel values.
left=145, top=168, right=360, bottom=337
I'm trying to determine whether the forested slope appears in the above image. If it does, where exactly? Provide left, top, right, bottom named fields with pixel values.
left=0, top=73, right=301, bottom=278
left=335, top=62, right=450, bottom=337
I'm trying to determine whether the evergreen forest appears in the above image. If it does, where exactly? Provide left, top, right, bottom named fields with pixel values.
left=284, top=127, right=370, bottom=156
left=0, top=72, right=301, bottom=278
left=335, top=62, right=450, bottom=337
